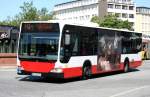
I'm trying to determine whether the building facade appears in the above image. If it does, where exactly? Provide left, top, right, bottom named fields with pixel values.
left=54, top=0, right=99, bottom=23
left=0, top=25, right=19, bottom=65
left=0, top=25, right=19, bottom=53
left=107, top=0, right=135, bottom=27
left=135, top=7, right=150, bottom=35
left=54, top=0, right=136, bottom=28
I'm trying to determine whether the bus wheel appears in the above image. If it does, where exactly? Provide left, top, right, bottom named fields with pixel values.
left=41, top=73, right=49, bottom=79
left=82, top=66, right=92, bottom=80
left=124, top=61, right=129, bottom=73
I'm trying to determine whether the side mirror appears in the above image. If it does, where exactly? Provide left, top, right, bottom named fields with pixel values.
left=65, top=34, right=70, bottom=45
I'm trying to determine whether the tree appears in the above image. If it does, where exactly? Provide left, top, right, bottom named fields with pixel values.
left=91, top=14, right=133, bottom=30
left=19, top=1, right=39, bottom=21
left=0, top=1, right=54, bottom=27
left=91, top=16, right=101, bottom=25
left=38, top=8, right=54, bottom=20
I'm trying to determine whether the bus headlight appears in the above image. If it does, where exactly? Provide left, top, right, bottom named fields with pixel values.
left=51, top=68, right=63, bottom=73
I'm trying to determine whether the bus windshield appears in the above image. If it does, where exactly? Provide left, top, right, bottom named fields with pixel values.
left=18, top=23, right=60, bottom=61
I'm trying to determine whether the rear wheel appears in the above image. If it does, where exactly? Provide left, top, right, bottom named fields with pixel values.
left=82, top=66, right=92, bottom=80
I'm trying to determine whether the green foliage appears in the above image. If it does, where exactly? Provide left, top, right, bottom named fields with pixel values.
left=0, top=1, right=54, bottom=27
left=38, top=8, right=54, bottom=21
left=19, top=2, right=38, bottom=21
left=91, top=16, right=101, bottom=25
left=91, top=14, right=132, bottom=30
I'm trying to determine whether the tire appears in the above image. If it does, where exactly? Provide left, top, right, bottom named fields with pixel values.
left=124, top=61, right=129, bottom=73
left=82, top=66, right=92, bottom=80
left=41, top=73, right=49, bottom=79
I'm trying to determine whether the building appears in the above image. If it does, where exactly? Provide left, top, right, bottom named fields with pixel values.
left=107, top=0, right=135, bottom=27
left=53, top=0, right=136, bottom=28
left=54, top=0, right=99, bottom=23
left=0, top=25, right=19, bottom=65
left=135, top=7, right=150, bottom=35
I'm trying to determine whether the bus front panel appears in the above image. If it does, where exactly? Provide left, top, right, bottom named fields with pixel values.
left=18, top=23, right=60, bottom=73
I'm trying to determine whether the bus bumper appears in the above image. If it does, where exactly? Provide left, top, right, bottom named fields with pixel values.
left=17, top=66, right=31, bottom=75
left=41, top=73, right=64, bottom=79
left=17, top=66, right=64, bottom=78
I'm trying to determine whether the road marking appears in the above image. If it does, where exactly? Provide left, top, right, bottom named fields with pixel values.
left=109, top=85, right=150, bottom=97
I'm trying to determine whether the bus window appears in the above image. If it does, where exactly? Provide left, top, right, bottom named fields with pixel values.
left=80, top=27, right=98, bottom=56
left=18, top=23, right=60, bottom=61
left=122, top=32, right=142, bottom=54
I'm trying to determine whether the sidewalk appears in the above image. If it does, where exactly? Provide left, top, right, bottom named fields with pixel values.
left=0, top=64, right=17, bottom=70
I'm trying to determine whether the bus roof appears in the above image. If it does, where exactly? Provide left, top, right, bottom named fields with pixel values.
left=21, top=20, right=141, bottom=34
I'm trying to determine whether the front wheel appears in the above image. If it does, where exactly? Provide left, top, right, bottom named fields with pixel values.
left=82, top=66, right=92, bottom=80
left=123, top=61, right=129, bottom=73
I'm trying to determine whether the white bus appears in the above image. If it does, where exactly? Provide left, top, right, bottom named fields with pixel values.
left=17, top=20, right=142, bottom=79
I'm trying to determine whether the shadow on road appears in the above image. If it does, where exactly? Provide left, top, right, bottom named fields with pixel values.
left=18, top=68, right=140, bottom=84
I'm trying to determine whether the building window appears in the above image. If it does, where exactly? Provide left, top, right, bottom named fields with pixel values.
left=115, top=13, right=121, bottom=17
left=108, top=4, right=114, bottom=8
left=108, top=12, right=113, bottom=15
left=115, top=5, right=121, bottom=9
left=122, top=13, right=128, bottom=18
left=129, top=6, right=134, bottom=10
left=129, top=14, right=134, bottom=18
left=122, top=5, right=128, bottom=10
left=122, top=0, right=127, bottom=3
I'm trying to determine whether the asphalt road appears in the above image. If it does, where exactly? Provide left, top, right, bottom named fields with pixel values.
left=0, top=60, right=150, bottom=97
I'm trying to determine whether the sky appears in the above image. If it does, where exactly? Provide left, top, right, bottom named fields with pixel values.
left=0, top=0, right=150, bottom=21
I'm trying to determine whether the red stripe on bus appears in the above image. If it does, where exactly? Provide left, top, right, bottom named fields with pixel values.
left=20, top=60, right=142, bottom=78
left=21, top=61, right=55, bottom=73
left=129, top=61, right=142, bottom=68
left=63, top=60, right=142, bottom=78
left=92, top=65, right=123, bottom=74
left=63, top=67, right=82, bottom=78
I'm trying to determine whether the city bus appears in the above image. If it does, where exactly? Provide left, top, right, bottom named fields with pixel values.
left=17, top=20, right=142, bottom=79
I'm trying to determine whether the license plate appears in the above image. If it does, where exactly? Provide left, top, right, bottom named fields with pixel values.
left=32, top=73, right=41, bottom=76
